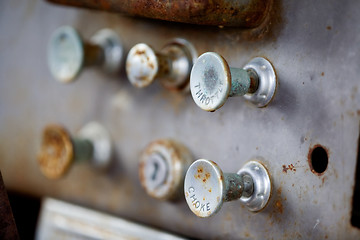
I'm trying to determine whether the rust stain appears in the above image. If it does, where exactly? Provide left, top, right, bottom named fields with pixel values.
left=148, top=62, right=154, bottom=69
left=282, top=164, right=296, bottom=173
left=326, top=26, right=332, bottom=30
left=321, top=72, right=325, bottom=76
left=47, top=0, right=272, bottom=28
left=274, top=199, right=283, bottom=214
left=195, top=165, right=211, bottom=183
left=135, top=50, right=145, bottom=55
left=208, top=188, right=212, bottom=192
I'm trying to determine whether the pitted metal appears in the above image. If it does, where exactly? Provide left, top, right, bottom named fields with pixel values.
left=37, top=124, right=75, bottom=179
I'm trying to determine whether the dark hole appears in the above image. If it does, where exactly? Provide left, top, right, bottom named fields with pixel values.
left=351, top=125, right=360, bottom=228
left=311, top=146, right=328, bottom=174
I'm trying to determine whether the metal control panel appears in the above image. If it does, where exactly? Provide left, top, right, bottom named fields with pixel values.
left=1, top=0, right=360, bottom=239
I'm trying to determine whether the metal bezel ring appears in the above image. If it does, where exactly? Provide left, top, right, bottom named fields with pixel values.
left=90, top=29, right=123, bottom=74
left=243, top=57, right=277, bottom=108
left=237, top=160, right=271, bottom=212
left=160, top=38, right=198, bottom=92
left=77, top=122, right=112, bottom=170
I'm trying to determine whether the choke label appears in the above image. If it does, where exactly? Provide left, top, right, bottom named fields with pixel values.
left=188, top=186, right=211, bottom=212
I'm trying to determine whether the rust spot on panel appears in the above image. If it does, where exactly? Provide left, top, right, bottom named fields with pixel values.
left=274, top=199, right=283, bottom=214
left=282, top=164, right=296, bottom=173
left=321, top=72, right=325, bottom=76
left=326, top=26, right=332, bottom=30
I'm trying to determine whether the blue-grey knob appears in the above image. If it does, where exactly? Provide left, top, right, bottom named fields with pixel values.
left=48, top=26, right=123, bottom=83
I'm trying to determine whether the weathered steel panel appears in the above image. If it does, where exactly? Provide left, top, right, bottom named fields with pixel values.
left=0, top=0, right=360, bottom=239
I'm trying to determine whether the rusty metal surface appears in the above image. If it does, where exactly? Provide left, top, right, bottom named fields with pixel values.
left=37, top=125, right=74, bottom=179
left=1, top=0, right=360, bottom=239
left=46, top=0, right=271, bottom=27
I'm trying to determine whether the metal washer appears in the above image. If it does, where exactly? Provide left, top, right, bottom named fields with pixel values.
left=77, top=122, right=112, bottom=170
left=160, top=38, right=198, bottom=92
left=237, top=160, right=271, bottom=212
left=90, top=29, right=123, bottom=74
left=243, top=57, right=277, bottom=107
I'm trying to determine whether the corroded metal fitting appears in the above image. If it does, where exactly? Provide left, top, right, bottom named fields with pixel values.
left=190, top=52, right=277, bottom=111
left=48, top=26, right=123, bottom=83
left=184, top=159, right=271, bottom=217
left=139, top=139, right=193, bottom=201
left=126, top=39, right=197, bottom=92
left=37, top=122, right=112, bottom=179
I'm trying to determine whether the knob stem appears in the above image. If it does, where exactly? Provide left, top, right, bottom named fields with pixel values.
left=223, top=173, right=254, bottom=201
left=72, top=138, right=94, bottom=163
left=83, top=43, right=104, bottom=67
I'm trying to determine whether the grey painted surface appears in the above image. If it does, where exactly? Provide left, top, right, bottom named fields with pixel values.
left=0, top=0, right=360, bottom=239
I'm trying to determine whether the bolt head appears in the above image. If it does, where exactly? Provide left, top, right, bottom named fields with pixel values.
left=190, top=52, right=231, bottom=112
left=48, top=26, right=84, bottom=83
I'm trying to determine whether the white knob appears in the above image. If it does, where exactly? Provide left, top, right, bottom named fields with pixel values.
left=184, top=159, right=271, bottom=217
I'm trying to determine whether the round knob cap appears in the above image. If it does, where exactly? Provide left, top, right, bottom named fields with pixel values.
left=37, top=122, right=112, bottom=179
left=184, top=159, right=227, bottom=217
left=184, top=159, right=271, bottom=217
left=48, top=26, right=84, bottom=83
left=126, top=43, right=159, bottom=88
left=139, top=139, right=193, bottom=201
left=37, top=125, right=74, bottom=179
left=190, top=52, right=231, bottom=112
